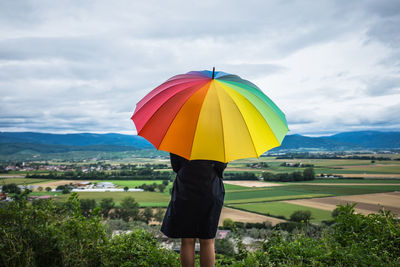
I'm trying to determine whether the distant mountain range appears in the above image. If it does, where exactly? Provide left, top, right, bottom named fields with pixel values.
left=0, top=131, right=400, bottom=156
left=275, top=131, right=400, bottom=151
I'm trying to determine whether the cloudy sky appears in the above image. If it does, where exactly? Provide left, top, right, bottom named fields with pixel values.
left=1, top=0, right=399, bottom=136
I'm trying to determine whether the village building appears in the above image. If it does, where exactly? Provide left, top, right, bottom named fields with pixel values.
left=96, top=182, right=116, bottom=189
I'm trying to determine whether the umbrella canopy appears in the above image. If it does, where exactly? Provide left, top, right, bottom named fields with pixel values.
left=132, top=69, right=288, bottom=163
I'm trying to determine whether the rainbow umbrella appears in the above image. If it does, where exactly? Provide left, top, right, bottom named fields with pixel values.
left=131, top=68, right=288, bottom=163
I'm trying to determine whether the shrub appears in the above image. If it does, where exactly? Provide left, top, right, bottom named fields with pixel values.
left=222, top=218, right=235, bottom=230
left=240, top=204, right=400, bottom=266
left=215, top=238, right=235, bottom=256
left=289, top=210, right=312, bottom=223
left=102, top=230, right=179, bottom=267
left=0, top=193, right=106, bottom=266
left=0, top=193, right=179, bottom=266
left=1, top=183, right=21, bottom=194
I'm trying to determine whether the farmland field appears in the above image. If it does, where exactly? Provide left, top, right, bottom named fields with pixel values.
left=3, top=153, right=400, bottom=225
left=224, top=181, right=282, bottom=187
left=218, top=207, right=285, bottom=226
left=230, top=202, right=333, bottom=222
left=224, top=184, right=400, bottom=204
left=285, top=192, right=400, bottom=216
left=223, top=183, right=249, bottom=191
left=299, top=179, right=400, bottom=184
left=0, top=177, right=55, bottom=185
left=56, top=191, right=170, bottom=207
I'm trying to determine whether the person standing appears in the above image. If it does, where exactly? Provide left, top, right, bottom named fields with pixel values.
left=161, top=153, right=227, bottom=267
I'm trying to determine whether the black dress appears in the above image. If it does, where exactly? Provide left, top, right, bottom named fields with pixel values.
left=161, top=153, right=227, bottom=239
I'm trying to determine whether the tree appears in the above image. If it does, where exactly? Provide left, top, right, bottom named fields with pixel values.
left=303, top=167, right=315, bottom=180
left=223, top=218, right=235, bottom=230
left=56, top=185, right=71, bottom=194
left=100, top=198, right=115, bottom=218
left=154, top=207, right=165, bottom=223
left=62, top=187, right=71, bottom=194
left=290, top=210, right=312, bottom=223
left=80, top=199, right=97, bottom=217
left=45, top=187, right=52, bottom=192
left=291, top=171, right=303, bottom=181
left=117, top=197, right=139, bottom=222
left=141, top=207, right=153, bottom=224
left=1, top=183, right=21, bottom=194
left=123, top=186, right=129, bottom=192
left=157, top=184, right=166, bottom=193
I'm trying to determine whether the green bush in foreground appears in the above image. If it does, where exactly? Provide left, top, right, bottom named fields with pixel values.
left=1, top=193, right=399, bottom=266
left=231, top=204, right=400, bottom=267
left=0, top=193, right=179, bottom=267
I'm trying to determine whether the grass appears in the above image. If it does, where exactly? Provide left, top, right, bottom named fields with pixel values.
left=223, top=183, right=254, bottom=191
left=230, top=201, right=333, bottom=222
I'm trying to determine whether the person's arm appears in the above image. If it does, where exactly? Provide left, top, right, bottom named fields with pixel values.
left=170, top=153, right=187, bottom=173
left=213, top=161, right=227, bottom=178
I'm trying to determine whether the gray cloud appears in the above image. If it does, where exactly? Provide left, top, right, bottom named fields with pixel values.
left=0, top=0, right=399, bottom=135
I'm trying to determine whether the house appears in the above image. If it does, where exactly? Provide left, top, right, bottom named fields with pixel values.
left=96, top=182, right=115, bottom=188
left=74, top=181, right=91, bottom=187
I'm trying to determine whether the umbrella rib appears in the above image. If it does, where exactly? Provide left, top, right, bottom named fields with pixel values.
left=213, top=82, right=227, bottom=162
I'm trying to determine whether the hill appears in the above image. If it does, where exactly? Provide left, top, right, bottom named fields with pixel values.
left=0, top=131, right=399, bottom=157
left=275, top=131, right=400, bottom=151
left=328, top=131, right=400, bottom=149
left=0, top=132, right=153, bottom=149
left=276, top=134, right=360, bottom=150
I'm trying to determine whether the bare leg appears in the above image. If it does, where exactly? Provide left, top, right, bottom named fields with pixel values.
left=180, top=238, right=196, bottom=267
left=199, top=238, right=215, bottom=267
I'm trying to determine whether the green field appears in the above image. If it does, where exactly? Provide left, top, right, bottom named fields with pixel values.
left=0, top=178, right=54, bottom=185
left=229, top=157, right=400, bottom=176
left=283, top=184, right=400, bottom=196
left=224, top=194, right=332, bottom=204
left=230, top=202, right=333, bottom=222
left=56, top=191, right=170, bottom=207
left=223, top=183, right=254, bottom=191
left=224, top=184, right=400, bottom=204
left=299, top=179, right=400, bottom=183
left=4, top=154, right=400, bottom=221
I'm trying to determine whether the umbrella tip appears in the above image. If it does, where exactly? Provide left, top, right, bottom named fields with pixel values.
left=212, top=67, right=215, bottom=79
